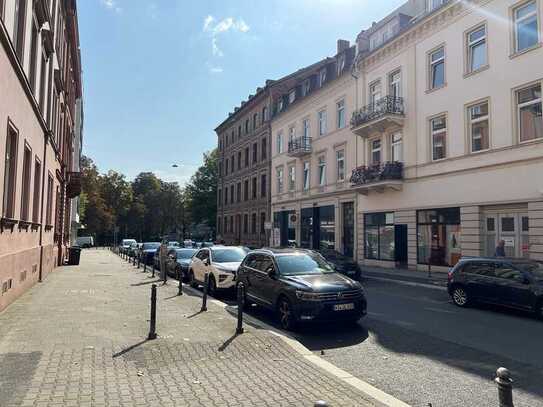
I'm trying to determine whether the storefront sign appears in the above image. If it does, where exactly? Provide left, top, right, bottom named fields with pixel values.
left=503, top=237, right=515, bottom=247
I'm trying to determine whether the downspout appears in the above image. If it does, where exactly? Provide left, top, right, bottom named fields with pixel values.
left=38, top=134, right=48, bottom=282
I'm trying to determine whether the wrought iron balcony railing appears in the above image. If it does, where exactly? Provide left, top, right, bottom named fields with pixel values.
left=350, top=96, right=405, bottom=129
left=287, top=136, right=312, bottom=157
left=350, top=161, right=403, bottom=186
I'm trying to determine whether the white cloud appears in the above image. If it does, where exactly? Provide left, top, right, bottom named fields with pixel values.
left=203, top=15, right=250, bottom=57
left=100, top=0, right=122, bottom=13
left=209, top=66, right=223, bottom=74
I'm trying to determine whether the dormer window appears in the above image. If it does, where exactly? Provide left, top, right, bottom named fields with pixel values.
left=319, top=69, right=327, bottom=87
left=302, top=79, right=311, bottom=97
left=278, top=99, right=284, bottom=112
left=427, top=0, right=447, bottom=12
left=337, top=55, right=346, bottom=75
left=288, top=89, right=296, bottom=104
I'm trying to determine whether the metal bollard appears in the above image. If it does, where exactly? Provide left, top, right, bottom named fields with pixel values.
left=133, top=255, right=136, bottom=266
left=177, top=268, right=183, bottom=296
left=152, top=262, right=156, bottom=278
left=236, top=283, right=245, bottom=335
left=144, top=262, right=147, bottom=273
left=314, top=402, right=328, bottom=407
left=201, top=273, right=209, bottom=312
left=148, top=284, right=157, bottom=340
left=496, top=367, right=514, bottom=407
left=137, top=256, right=140, bottom=268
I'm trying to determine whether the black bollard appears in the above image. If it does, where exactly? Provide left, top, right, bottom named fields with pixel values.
left=148, top=284, right=157, bottom=340
left=152, top=262, right=156, bottom=278
left=144, top=262, right=147, bottom=273
left=133, top=255, right=136, bottom=266
left=137, top=256, right=140, bottom=268
left=236, top=283, right=245, bottom=335
left=496, top=367, right=514, bottom=407
left=177, top=268, right=183, bottom=296
left=201, top=273, right=209, bottom=312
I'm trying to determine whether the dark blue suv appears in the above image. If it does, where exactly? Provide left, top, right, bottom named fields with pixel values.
left=447, top=257, right=543, bottom=317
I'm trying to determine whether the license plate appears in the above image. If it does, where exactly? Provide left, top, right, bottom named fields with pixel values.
left=334, top=303, right=355, bottom=311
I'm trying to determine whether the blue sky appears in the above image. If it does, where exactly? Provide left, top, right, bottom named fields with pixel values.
left=79, top=0, right=405, bottom=185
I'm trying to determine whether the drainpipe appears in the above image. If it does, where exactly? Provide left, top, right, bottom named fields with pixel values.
left=38, top=133, right=48, bottom=282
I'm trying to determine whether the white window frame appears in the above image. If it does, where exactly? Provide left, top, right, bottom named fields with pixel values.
left=289, top=126, right=296, bottom=143
left=337, top=99, right=346, bottom=129
left=318, top=156, right=326, bottom=186
left=390, top=132, right=403, bottom=162
left=303, top=161, right=310, bottom=190
left=429, top=46, right=445, bottom=90
left=513, top=0, right=540, bottom=53
left=276, top=167, right=284, bottom=193
left=303, top=118, right=310, bottom=139
left=337, top=54, right=346, bottom=75
left=468, top=101, right=490, bottom=153
left=466, top=24, right=487, bottom=73
left=336, top=150, right=345, bottom=181
left=389, top=70, right=401, bottom=99
left=302, top=79, right=311, bottom=96
left=318, top=109, right=327, bottom=136
left=516, top=82, right=542, bottom=143
left=288, top=89, right=296, bottom=104
left=288, top=165, right=296, bottom=191
left=276, top=132, right=283, bottom=154
left=370, top=138, right=382, bottom=164
left=427, top=0, right=446, bottom=12
left=430, top=115, right=447, bottom=161
left=319, top=69, right=327, bottom=87
left=369, top=81, right=382, bottom=106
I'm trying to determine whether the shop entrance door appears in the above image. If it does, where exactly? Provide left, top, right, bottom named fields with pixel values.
left=342, top=202, right=354, bottom=258
left=484, top=212, right=529, bottom=258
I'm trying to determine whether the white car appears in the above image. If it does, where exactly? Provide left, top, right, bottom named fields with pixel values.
left=121, top=239, right=137, bottom=254
left=188, top=246, right=248, bottom=296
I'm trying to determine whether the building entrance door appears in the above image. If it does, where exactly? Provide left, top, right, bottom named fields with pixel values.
left=484, top=211, right=529, bottom=258
left=342, top=202, right=354, bottom=258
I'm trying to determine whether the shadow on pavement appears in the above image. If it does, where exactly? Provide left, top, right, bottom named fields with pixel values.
left=130, top=279, right=162, bottom=287
left=218, top=333, right=240, bottom=352
left=112, top=339, right=149, bottom=358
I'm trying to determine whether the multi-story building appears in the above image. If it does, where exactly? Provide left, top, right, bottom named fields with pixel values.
left=215, top=84, right=273, bottom=247
left=270, top=40, right=359, bottom=256
left=0, top=0, right=83, bottom=311
left=350, top=0, right=543, bottom=271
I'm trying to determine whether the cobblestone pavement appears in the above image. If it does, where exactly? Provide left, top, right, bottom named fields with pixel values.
left=0, top=249, right=382, bottom=407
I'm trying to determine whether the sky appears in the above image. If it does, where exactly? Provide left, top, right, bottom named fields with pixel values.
left=79, top=0, right=405, bottom=186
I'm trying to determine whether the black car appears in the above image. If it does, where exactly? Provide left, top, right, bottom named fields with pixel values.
left=165, top=248, right=198, bottom=280
left=237, top=248, right=367, bottom=330
left=318, top=249, right=361, bottom=280
left=139, top=242, right=161, bottom=265
left=447, top=257, right=543, bottom=317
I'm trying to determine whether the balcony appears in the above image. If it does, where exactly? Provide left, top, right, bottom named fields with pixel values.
left=287, top=136, right=312, bottom=157
left=66, top=172, right=82, bottom=199
left=351, top=96, right=405, bottom=137
left=350, top=161, right=403, bottom=195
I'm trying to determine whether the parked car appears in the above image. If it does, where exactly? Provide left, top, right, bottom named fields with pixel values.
left=447, top=257, right=543, bottom=317
left=75, top=236, right=94, bottom=248
left=201, top=241, right=214, bottom=248
left=165, top=248, right=198, bottom=280
left=128, top=242, right=139, bottom=257
left=317, top=249, right=361, bottom=280
left=168, top=241, right=181, bottom=248
left=120, top=239, right=137, bottom=254
left=188, top=246, right=249, bottom=296
left=139, top=242, right=161, bottom=265
left=237, top=248, right=367, bottom=330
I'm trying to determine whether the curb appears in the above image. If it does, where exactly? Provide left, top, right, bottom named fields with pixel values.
left=181, top=284, right=411, bottom=407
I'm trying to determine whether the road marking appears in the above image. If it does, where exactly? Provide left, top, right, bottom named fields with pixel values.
left=364, top=276, right=447, bottom=292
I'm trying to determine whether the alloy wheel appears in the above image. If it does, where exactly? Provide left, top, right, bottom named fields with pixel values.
left=452, top=287, right=468, bottom=307
left=278, top=298, right=292, bottom=330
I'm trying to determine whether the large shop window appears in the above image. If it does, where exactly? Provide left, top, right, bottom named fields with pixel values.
left=364, top=212, right=395, bottom=261
left=417, top=208, right=461, bottom=267
left=319, top=205, right=335, bottom=250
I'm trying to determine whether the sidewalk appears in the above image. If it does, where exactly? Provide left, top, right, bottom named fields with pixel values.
left=361, top=265, right=448, bottom=289
left=0, top=249, right=384, bottom=407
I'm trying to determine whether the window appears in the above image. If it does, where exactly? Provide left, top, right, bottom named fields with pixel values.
left=245, top=147, right=249, bottom=167
left=516, top=83, right=542, bottom=142
left=514, top=1, right=539, bottom=53
left=302, top=79, right=311, bottom=96
left=371, top=139, right=382, bottom=164
left=230, top=215, right=234, bottom=233
left=236, top=152, right=241, bottom=170
left=288, top=89, right=296, bottom=104
left=389, top=70, right=401, bottom=98
left=303, top=119, right=310, bottom=139
left=243, top=214, right=248, bottom=234
left=429, top=47, right=445, bottom=89
left=303, top=161, right=310, bottom=190
left=262, top=106, right=268, bottom=123
left=390, top=133, right=403, bottom=162
left=431, top=116, right=447, bottom=160
left=417, top=208, right=462, bottom=267
left=260, top=212, right=266, bottom=234
left=467, top=25, right=486, bottom=73
left=238, top=125, right=242, bottom=139
left=252, top=177, right=257, bottom=199
left=218, top=189, right=222, bottom=207
left=288, top=165, right=295, bottom=191
left=337, top=99, right=345, bottom=129
left=278, top=98, right=284, bottom=112
left=237, top=182, right=241, bottom=202
left=225, top=158, right=229, bottom=175
left=14, top=0, right=27, bottom=62
left=364, top=212, right=395, bottom=260
left=251, top=213, right=257, bottom=234
left=288, top=126, right=295, bottom=144
left=276, top=133, right=283, bottom=154
left=318, top=110, right=327, bottom=136
left=245, top=119, right=249, bottom=134
left=427, top=0, right=447, bottom=12
left=261, top=174, right=267, bottom=197
left=318, top=156, right=326, bottom=186
left=319, top=68, right=327, bottom=87
left=337, top=54, right=346, bottom=75
left=3, top=124, right=18, bottom=219
left=468, top=101, right=489, bottom=152
left=218, top=161, right=223, bottom=176
left=336, top=150, right=345, bottom=181
left=29, top=21, right=39, bottom=93
left=230, top=185, right=234, bottom=204
left=253, top=113, right=258, bottom=130
left=370, top=81, right=381, bottom=106
left=252, top=143, right=258, bottom=163
left=45, top=174, right=53, bottom=225
left=276, top=168, right=283, bottom=193
left=32, top=157, right=41, bottom=223
left=261, top=138, right=267, bottom=160
left=224, top=217, right=228, bottom=234
left=20, top=144, right=32, bottom=221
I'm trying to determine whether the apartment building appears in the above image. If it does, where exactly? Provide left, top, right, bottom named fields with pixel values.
left=270, top=41, right=359, bottom=256
left=0, top=0, right=83, bottom=311
left=350, top=0, right=543, bottom=271
left=215, top=85, right=272, bottom=247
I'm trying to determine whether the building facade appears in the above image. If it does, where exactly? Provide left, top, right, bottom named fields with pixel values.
left=270, top=41, right=360, bottom=256
left=350, top=0, right=543, bottom=271
left=0, top=0, right=83, bottom=311
left=215, top=85, right=272, bottom=247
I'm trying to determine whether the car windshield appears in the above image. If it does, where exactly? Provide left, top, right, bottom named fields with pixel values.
left=276, top=253, right=335, bottom=275
left=176, top=249, right=197, bottom=259
left=513, top=262, right=543, bottom=279
left=212, top=248, right=247, bottom=263
left=142, top=242, right=160, bottom=250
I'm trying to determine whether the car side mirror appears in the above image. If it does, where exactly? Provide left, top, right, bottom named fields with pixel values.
left=267, top=268, right=276, bottom=279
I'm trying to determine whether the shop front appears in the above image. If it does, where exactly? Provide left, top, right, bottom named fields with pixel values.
left=300, top=205, right=336, bottom=250
left=417, top=207, right=462, bottom=267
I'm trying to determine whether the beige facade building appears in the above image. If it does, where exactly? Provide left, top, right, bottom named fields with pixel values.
left=350, top=0, right=543, bottom=271
left=270, top=41, right=359, bottom=256
left=0, top=0, right=83, bottom=311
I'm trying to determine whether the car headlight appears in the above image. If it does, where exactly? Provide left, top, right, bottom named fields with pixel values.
left=295, top=290, right=320, bottom=301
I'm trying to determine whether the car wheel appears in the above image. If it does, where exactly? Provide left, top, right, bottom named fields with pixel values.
left=189, top=270, right=198, bottom=288
left=277, top=297, right=296, bottom=331
left=208, top=275, right=217, bottom=297
left=451, top=286, right=469, bottom=307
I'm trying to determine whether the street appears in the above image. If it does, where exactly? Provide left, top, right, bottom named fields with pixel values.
left=209, top=277, right=543, bottom=407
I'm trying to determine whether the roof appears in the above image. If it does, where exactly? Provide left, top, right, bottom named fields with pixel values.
left=252, top=248, right=314, bottom=255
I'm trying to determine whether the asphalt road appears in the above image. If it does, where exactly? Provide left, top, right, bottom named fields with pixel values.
left=199, top=276, right=543, bottom=407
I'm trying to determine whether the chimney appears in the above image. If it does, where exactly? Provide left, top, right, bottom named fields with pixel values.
left=337, top=39, right=350, bottom=54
